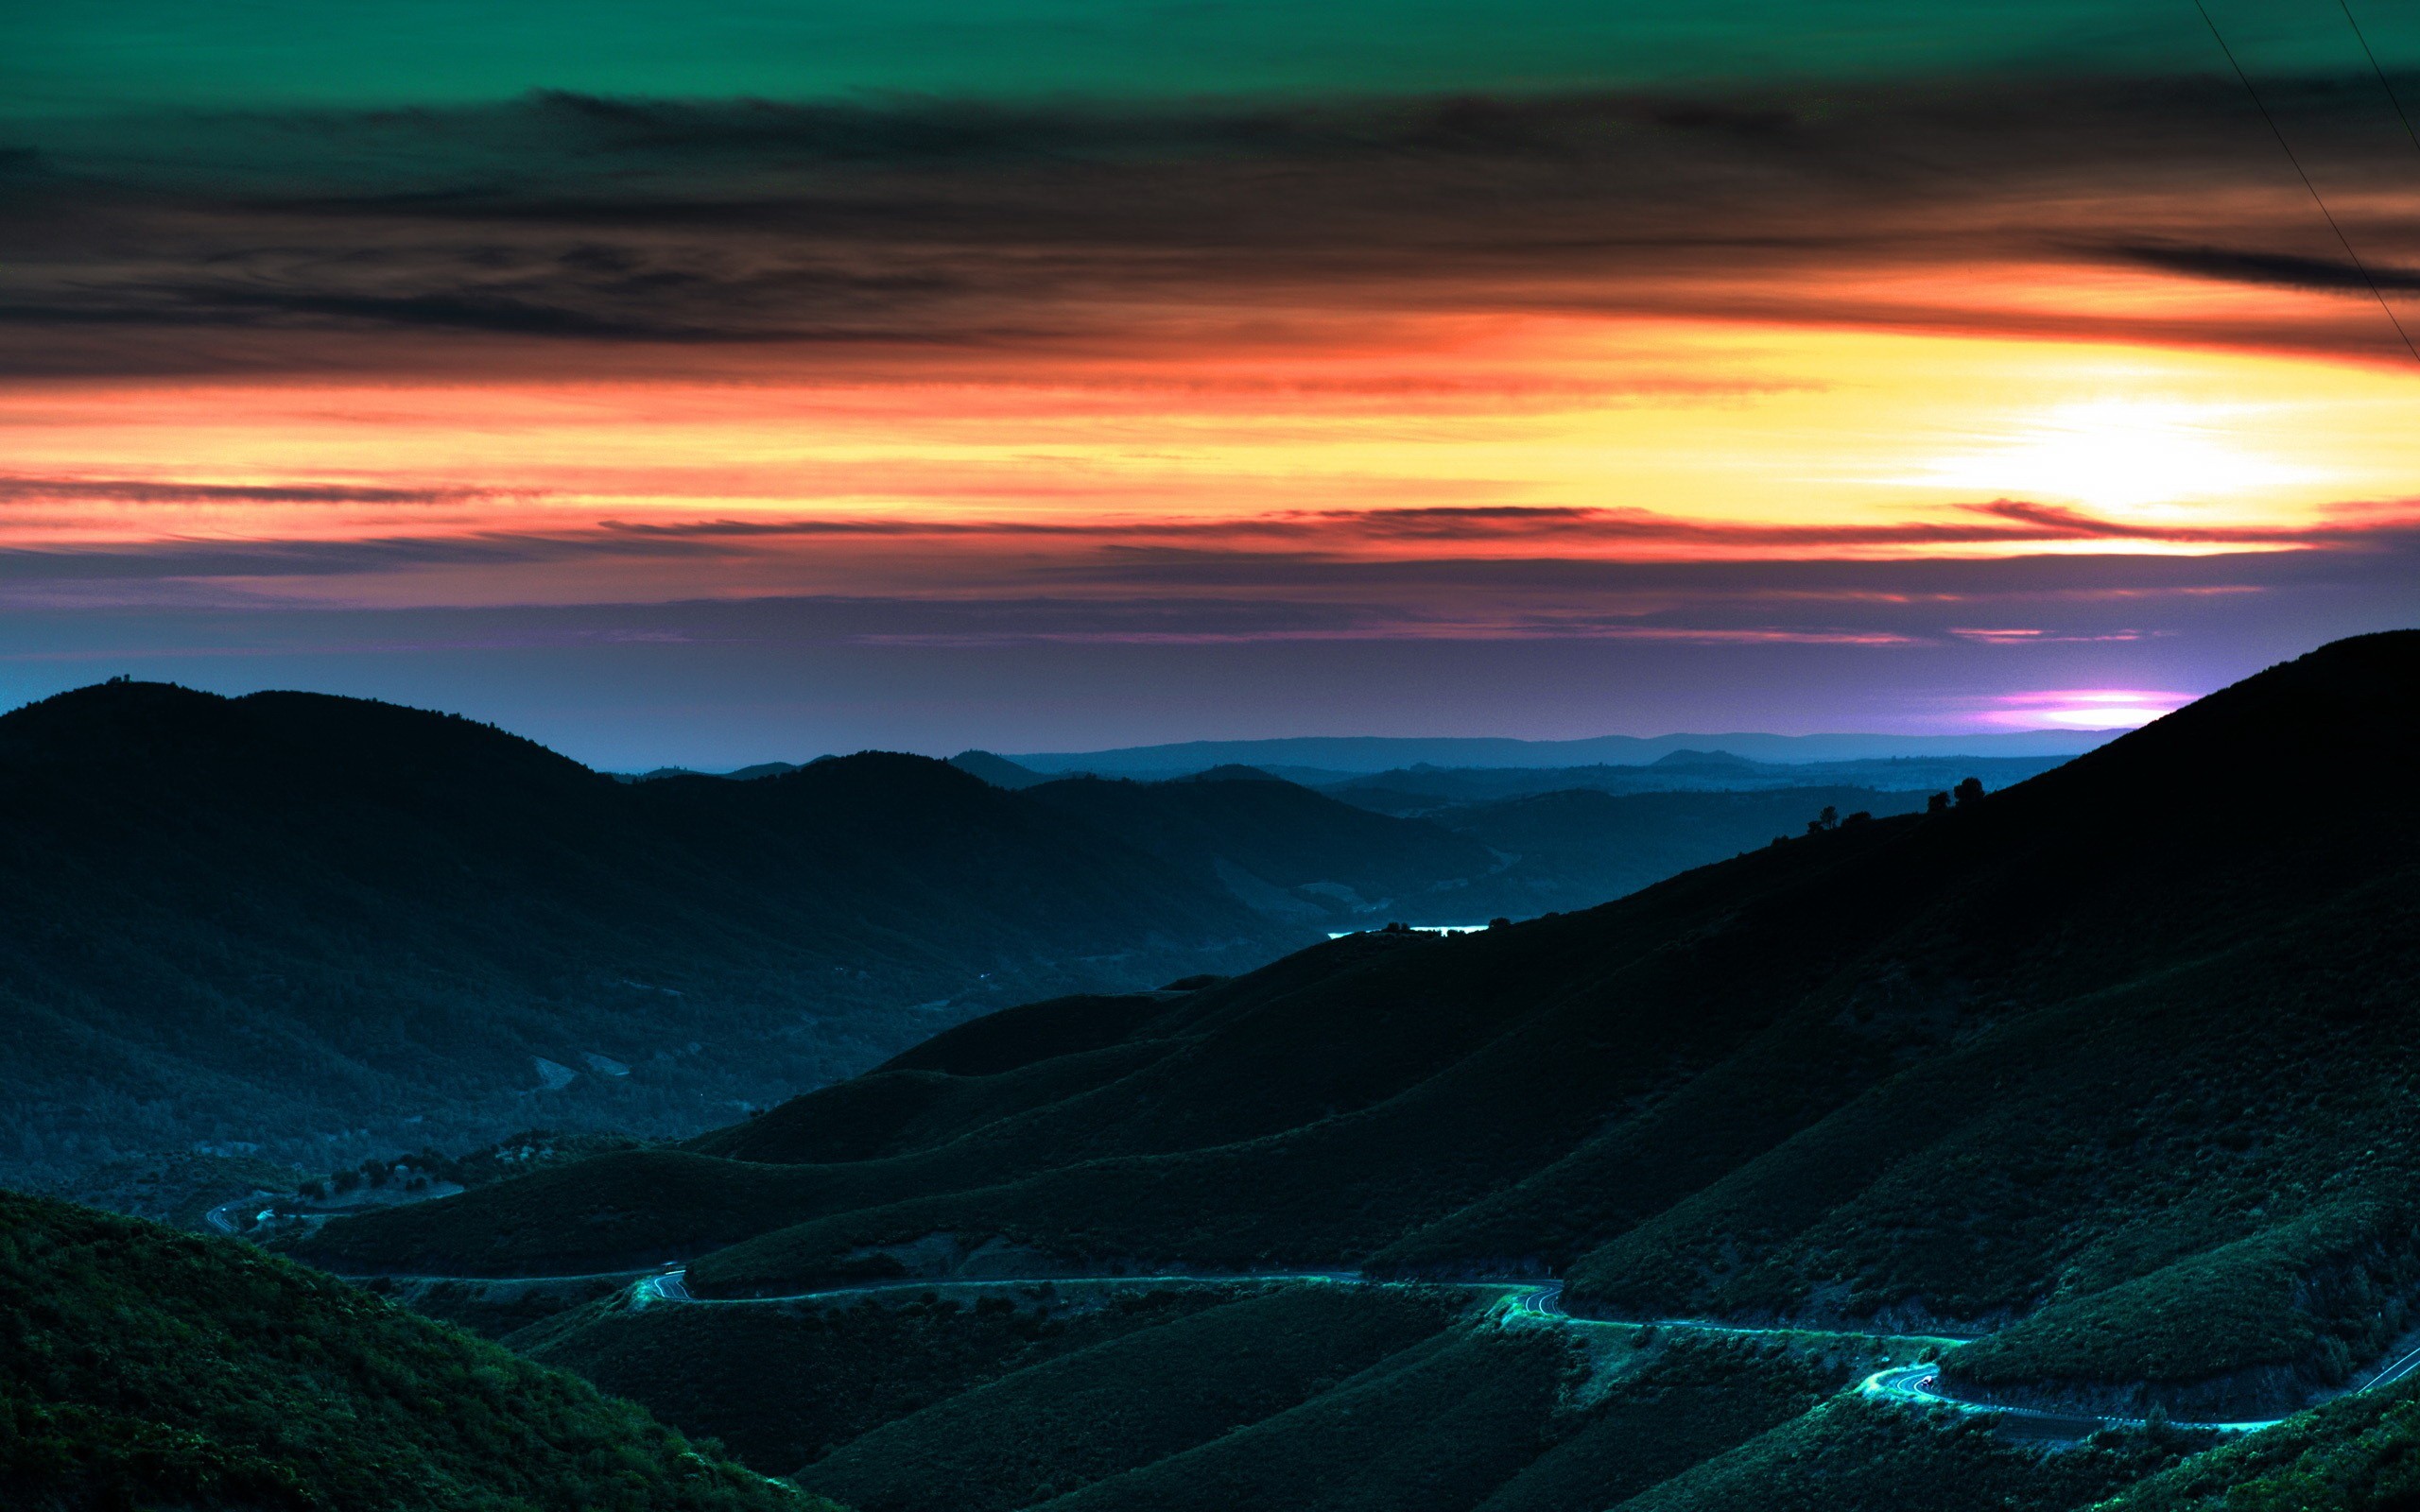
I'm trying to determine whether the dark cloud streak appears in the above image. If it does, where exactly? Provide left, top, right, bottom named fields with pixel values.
left=11, top=73, right=2420, bottom=374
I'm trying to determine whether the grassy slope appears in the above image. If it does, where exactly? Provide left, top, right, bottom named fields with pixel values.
left=1471, top=1333, right=1856, bottom=1512
left=1034, top=1325, right=1575, bottom=1512
left=793, top=1284, right=1468, bottom=1510
left=512, top=1278, right=1971, bottom=1512
left=0, top=1192, right=821, bottom=1512
left=1610, top=1397, right=2189, bottom=1512
left=2105, top=1374, right=2420, bottom=1511
left=307, top=634, right=2420, bottom=1407
left=521, top=1282, right=1240, bottom=1473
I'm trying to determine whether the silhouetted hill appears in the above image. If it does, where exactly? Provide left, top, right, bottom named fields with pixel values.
left=1428, top=785, right=1934, bottom=914
left=1021, top=772, right=1504, bottom=925
left=298, top=632, right=2420, bottom=1439
left=0, top=681, right=1302, bottom=1190
left=617, top=761, right=804, bottom=782
left=950, top=750, right=1049, bottom=789
left=0, top=1190, right=821, bottom=1512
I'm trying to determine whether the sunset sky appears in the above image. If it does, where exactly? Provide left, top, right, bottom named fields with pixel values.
left=3, top=1, right=2417, bottom=766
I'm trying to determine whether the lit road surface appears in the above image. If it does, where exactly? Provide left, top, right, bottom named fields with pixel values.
left=355, top=1256, right=2420, bottom=1440
left=632, top=1266, right=1360, bottom=1310
left=1859, top=1363, right=2288, bottom=1435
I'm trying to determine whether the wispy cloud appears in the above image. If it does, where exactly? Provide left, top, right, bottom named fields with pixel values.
left=0, top=475, right=522, bottom=506
left=9, top=73, right=2420, bottom=376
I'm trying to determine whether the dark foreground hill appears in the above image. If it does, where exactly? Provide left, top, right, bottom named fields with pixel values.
left=0, top=1190, right=825, bottom=1512
left=297, top=632, right=2420, bottom=1432
left=0, top=681, right=1307, bottom=1191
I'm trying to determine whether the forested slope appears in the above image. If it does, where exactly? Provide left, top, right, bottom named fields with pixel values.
left=0, top=682, right=1303, bottom=1188
left=0, top=1192, right=824, bottom=1512
left=298, top=633, right=2420, bottom=1426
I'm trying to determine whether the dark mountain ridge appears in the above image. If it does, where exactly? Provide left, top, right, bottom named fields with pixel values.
left=293, top=632, right=2420, bottom=1427
left=1007, top=728, right=2115, bottom=777
left=0, top=681, right=1301, bottom=1190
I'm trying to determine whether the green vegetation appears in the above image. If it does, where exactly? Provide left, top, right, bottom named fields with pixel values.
left=793, top=1283, right=1468, bottom=1509
left=1474, top=1332, right=1860, bottom=1512
left=35, top=1149, right=304, bottom=1231
left=2107, top=1375, right=2420, bottom=1511
left=1612, top=1397, right=2196, bottom=1512
left=507, top=1279, right=1981, bottom=1512
left=0, top=1191, right=821, bottom=1512
left=361, top=1272, right=644, bottom=1340
left=1036, top=1325, right=1574, bottom=1512
left=520, top=1281, right=1243, bottom=1471
left=278, top=631, right=2420, bottom=1510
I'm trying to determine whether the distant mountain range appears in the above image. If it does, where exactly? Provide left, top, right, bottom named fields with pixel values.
left=0, top=682, right=1314, bottom=1192
left=287, top=631, right=2420, bottom=1510
left=607, top=730, right=2114, bottom=788
left=13, top=683, right=2007, bottom=1201
left=1002, top=727, right=2119, bottom=778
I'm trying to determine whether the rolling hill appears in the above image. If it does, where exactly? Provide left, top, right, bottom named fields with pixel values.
left=0, top=1190, right=823, bottom=1512
left=1019, top=770, right=1506, bottom=926
left=25, top=680, right=1829, bottom=1209
left=294, top=630, right=2420, bottom=1437
left=0, top=680, right=1305, bottom=1193
left=1412, top=784, right=1937, bottom=915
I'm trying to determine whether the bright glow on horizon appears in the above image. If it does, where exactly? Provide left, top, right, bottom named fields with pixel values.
left=1911, top=398, right=2320, bottom=514
left=1983, top=688, right=2196, bottom=730
left=1, top=318, right=2412, bottom=615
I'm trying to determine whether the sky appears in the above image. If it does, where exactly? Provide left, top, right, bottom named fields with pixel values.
left=2, top=1, right=2417, bottom=767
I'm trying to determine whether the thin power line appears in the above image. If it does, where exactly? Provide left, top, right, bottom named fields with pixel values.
left=2336, top=0, right=2420, bottom=162
left=2190, top=0, right=2420, bottom=364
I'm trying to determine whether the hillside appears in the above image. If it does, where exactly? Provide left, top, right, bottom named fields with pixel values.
left=506, top=1275, right=2013, bottom=1512
left=0, top=1190, right=822, bottom=1512
left=1423, top=785, right=1935, bottom=915
left=1021, top=772, right=1505, bottom=926
left=0, top=680, right=1303, bottom=1193
left=293, top=632, right=2420, bottom=1441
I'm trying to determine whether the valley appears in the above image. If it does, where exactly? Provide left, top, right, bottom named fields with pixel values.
left=9, top=631, right=2420, bottom=1512
left=243, top=631, right=2420, bottom=1511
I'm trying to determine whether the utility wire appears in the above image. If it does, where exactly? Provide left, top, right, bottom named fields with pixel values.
left=2336, top=0, right=2420, bottom=162
left=2189, top=0, right=2420, bottom=363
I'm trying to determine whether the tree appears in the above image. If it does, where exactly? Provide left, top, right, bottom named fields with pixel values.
left=1954, top=777, right=1985, bottom=806
left=1806, top=805, right=1840, bottom=834
left=1927, top=791, right=1951, bottom=814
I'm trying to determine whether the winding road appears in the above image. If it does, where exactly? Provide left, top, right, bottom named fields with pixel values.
left=606, top=1264, right=2420, bottom=1438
